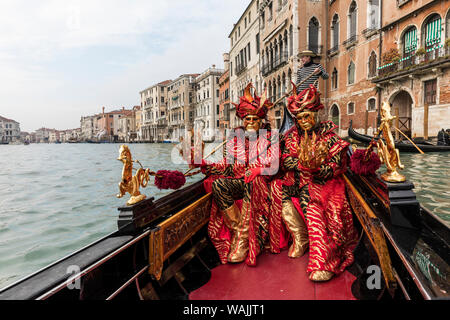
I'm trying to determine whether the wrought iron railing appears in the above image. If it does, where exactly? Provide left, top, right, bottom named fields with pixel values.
left=377, top=45, right=449, bottom=78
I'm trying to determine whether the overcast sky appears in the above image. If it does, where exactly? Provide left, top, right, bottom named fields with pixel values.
left=0, top=0, right=249, bottom=132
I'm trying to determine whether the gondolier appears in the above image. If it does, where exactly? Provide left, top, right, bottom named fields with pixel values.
left=295, top=50, right=328, bottom=93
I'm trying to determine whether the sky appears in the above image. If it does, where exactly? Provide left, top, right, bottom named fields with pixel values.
left=0, top=0, right=250, bottom=132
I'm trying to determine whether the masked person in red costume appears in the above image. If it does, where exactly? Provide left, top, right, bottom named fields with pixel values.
left=194, top=83, right=278, bottom=266
left=270, top=83, right=358, bottom=281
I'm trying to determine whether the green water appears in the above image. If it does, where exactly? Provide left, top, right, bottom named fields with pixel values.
left=0, top=143, right=448, bottom=289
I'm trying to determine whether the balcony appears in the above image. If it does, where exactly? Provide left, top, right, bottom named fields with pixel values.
left=327, top=45, right=339, bottom=56
left=374, top=45, right=450, bottom=81
left=262, top=51, right=289, bottom=76
left=362, top=27, right=378, bottom=39
left=343, top=35, right=358, bottom=49
left=235, top=62, right=247, bottom=76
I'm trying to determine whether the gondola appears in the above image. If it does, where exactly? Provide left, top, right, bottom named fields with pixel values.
left=0, top=147, right=448, bottom=301
left=348, top=120, right=450, bottom=152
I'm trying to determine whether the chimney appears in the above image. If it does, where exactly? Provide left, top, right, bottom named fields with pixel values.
left=223, top=53, right=230, bottom=71
left=212, top=64, right=216, bottom=69
left=102, top=106, right=105, bottom=114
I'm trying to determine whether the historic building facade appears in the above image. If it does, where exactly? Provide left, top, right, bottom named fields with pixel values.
left=193, top=66, right=224, bottom=142
left=324, top=0, right=381, bottom=137
left=140, top=80, right=171, bottom=142
left=229, top=0, right=262, bottom=129
left=259, top=0, right=299, bottom=129
left=219, top=53, right=231, bottom=135
left=0, top=116, right=20, bottom=143
left=373, top=0, right=450, bottom=138
left=167, top=74, right=199, bottom=142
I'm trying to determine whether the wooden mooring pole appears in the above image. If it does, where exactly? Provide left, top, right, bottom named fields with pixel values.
left=424, top=104, right=429, bottom=140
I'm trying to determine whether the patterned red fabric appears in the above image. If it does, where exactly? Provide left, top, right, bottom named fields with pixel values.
left=271, top=121, right=359, bottom=275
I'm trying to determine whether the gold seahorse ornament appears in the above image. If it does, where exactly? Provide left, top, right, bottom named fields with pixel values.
left=116, top=145, right=151, bottom=205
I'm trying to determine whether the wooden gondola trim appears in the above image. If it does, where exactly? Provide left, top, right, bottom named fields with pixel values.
left=148, top=193, right=212, bottom=280
left=343, top=174, right=397, bottom=293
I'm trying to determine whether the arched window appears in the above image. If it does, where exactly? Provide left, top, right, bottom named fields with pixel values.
left=348, top=61, right=355, bottom=84
left=348, top=1, right=357, bottom=38
left=331, top=14, right=339, bottom=50
left=368, top=0, right=380, bottom=29
left=367, top=98, right=376, bottom=112
left=330, top=104, right=340, bottom=128
left=308, top=17, right=320, bottom=54
left=368, top=52, right=377, bottom=78
left=446, top=10, right=450, bottom=39
left=403, top=26, right=418, bottom=56
left=422, top=14, right=442, bottom=50
left=284, top=30, right=289, bottom=56
left=331, top=68, right=338, bottom=89
left=289, top=25, right=293, bottom=57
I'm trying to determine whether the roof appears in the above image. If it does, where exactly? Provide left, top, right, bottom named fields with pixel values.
left=0, top=115, right=19, bottom=123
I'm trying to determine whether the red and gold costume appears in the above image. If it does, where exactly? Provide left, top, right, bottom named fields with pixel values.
left=200, top=84, right=277, bottom=266
left=270, top=84, right=358, bottom=281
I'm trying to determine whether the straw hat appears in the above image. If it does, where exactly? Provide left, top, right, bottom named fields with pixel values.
left=298, top=50, right=317, bottom=57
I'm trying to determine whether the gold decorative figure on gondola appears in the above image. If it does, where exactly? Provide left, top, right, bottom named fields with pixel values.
left=377, top=102, right=406, bottom=183
left=117, top=145, right=151, bottom=205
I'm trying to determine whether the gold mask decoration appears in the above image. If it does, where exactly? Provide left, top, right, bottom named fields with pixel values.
left=243, top=115, right=262, bottom=132
left=297, top=130, right=328, bottom=170
left=296, top=111, right=318, bottom=132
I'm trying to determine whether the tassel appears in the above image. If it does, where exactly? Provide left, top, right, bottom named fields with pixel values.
left=154, top=170, right=186, bottom=190
left=350, top=149, right=381, bottom=176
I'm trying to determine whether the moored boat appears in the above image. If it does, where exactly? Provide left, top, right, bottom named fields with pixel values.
left=348, top=120, right=450, bottom=152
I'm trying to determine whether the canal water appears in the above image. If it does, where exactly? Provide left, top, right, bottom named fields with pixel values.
left=0, top=143, right=449, bottom=289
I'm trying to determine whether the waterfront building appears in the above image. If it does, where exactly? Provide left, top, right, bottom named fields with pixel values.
left=0, top=116, right=20, bottom=143
left=80, top=115, right=96, bottom=141
left=35, top=128, right=52, bottom=143
left=193, top=66, right=224, bottom=142
left=219, top=53, right=231, bottom=135
left=140, top=80, right=171, bottom=142
left=229, top=0, right=262, bottom=129
left=325, top=0, right=381, bottom=137
left=118, top=108, right=136, bottom=142
left=372, top=0, right=450, bottom=138
left=259, top=0, right=299, bottom=129
left=48, top=130, right=61, bottom=143
left=167, top=74, right=199, bottom=142
left=133, top=106, right=143, bottom=141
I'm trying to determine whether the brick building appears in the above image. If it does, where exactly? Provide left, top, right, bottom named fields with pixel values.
left=219, top=53, right=231, bottom=135
left=325, top=0, right=381, bottom=137
left=259, top=0, right=299, bottom=129
left=372, top=0, right=450, bottom=138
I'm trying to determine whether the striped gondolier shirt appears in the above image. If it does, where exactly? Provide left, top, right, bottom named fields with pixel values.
left=296, top=62, right=329, bottom=93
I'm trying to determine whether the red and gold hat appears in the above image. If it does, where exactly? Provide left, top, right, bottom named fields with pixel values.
left=233, top=83, right=273, bottom=119
left=287, top=83, right=324, bottom=115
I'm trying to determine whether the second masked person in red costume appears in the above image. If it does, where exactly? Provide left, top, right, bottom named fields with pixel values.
left=270, top=84, right=359, bottom=281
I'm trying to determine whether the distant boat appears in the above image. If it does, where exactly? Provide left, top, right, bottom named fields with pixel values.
left=54, top=140, right=61, bottom=144
left=24, top=141, right=30, bottom=145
